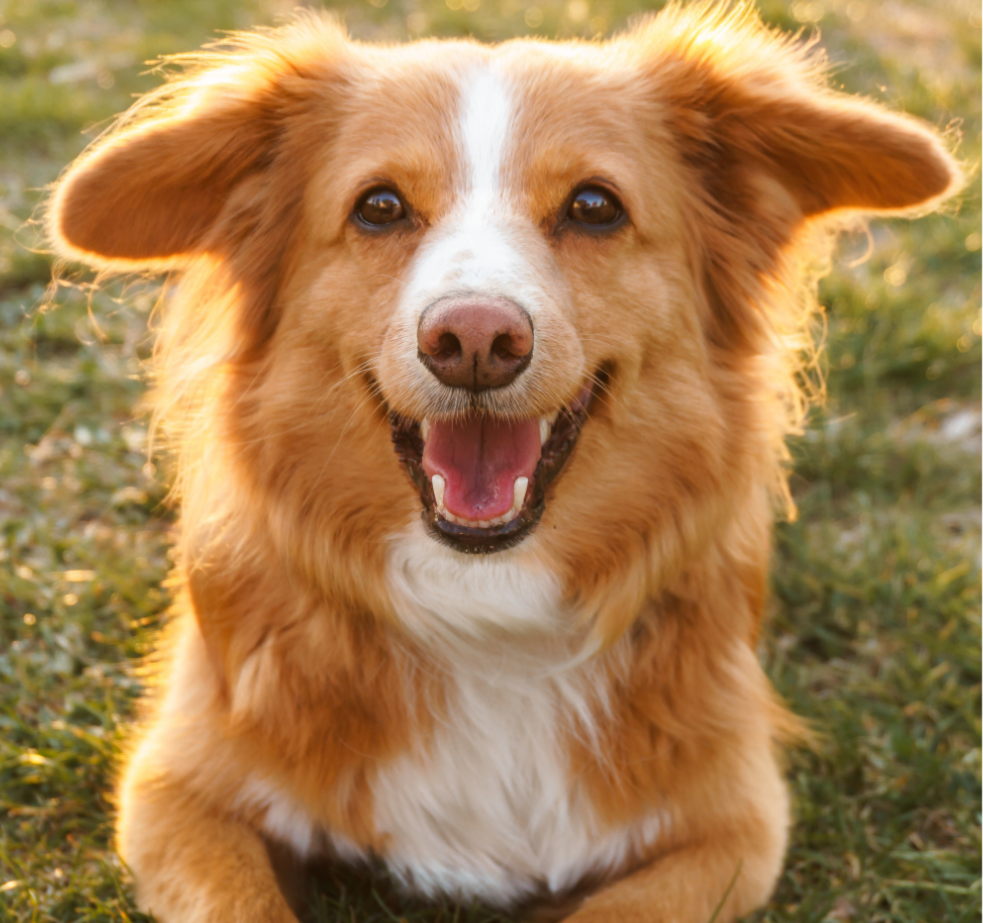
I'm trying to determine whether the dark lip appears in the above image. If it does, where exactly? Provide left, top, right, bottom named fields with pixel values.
left=390, top=384, right=596, bottom=555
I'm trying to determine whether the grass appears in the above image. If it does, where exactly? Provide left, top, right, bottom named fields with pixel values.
left=0, top=0, right=979, bottom=920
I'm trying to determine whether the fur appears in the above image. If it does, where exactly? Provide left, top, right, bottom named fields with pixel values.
left=48, top=3, right=960, bottom=922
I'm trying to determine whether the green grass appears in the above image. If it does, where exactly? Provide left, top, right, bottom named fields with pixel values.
left=0, top=0, right=979, bottom=920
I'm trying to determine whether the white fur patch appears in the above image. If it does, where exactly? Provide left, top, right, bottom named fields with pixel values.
left=461, top=65, right=512, bottom=223
left=396, top=65, right=554, bottom=327
left=239, top=648, right=666, bottom=906
left=236, top=776, right=365, bottom=865
left=375, top=523, right=666, bottom=904
left=386, top=519, right=566, bottom=644
left=369, top=659, right=664, bottom=905
left=236, top=776, right=320, bottom=859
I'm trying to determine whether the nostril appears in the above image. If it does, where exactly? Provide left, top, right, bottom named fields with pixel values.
left=434, top=332, right=462, bottom=361
left=491, top=333, right=521, bottom=361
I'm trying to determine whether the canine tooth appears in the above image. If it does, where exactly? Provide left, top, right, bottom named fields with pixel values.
left=513, top=476, right=528, bottom=512
left=420, top=419, right=430, bottom=441
left=431, top=474, right=445, bottom=510
left=546, top=409, right=559, bottom=425
left=539, top=418, right=550, bottom=445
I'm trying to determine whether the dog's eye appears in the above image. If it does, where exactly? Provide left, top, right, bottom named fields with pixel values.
left=567, top=187, right=623, bottom=227
left=356, top=188, right=406, bottom=226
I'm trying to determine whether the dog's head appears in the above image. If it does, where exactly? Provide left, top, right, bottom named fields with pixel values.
left=50, top=6, right=958, bottom=641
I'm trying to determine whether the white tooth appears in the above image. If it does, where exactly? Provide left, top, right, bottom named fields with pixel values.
left=431, top=474, right=445, bottom=510
left=513, top=476, right=528, bottom=512
left=539, top=418, right=550, bottom=445
left=420, top=419, right=430, bottom=441
left=546, top=409, right=559, bottom=425
left=478, top=519, right=489, bottom=528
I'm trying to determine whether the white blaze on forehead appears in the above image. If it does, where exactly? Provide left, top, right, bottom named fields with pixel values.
left=399, top=64, right=535, bottom=311
left=460, top=65, right=514, bottom=218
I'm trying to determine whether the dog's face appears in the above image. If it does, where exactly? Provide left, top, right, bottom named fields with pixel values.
left=281, top=43, right=714, bottom=563
left=50, top=11, right=956, bottom=635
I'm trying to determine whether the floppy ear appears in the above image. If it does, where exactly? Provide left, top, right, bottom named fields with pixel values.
left=49, top=75, right=276, bottom=269
left=639, top=4, right=960, bottom=223
left=673, top=71, right=959, bottom=222
left=631, top=4, right=960, bottom=354
left=48, top=17, right=349, bottom=270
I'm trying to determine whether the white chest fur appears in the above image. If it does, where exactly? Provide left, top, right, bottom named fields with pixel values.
left=244, top=652, right=663, bottom=905
left=371, top=526, right=661, bottom=903
left=241, top=527, right=664, bottom=905
left=367, top=657, right=662, bottom=904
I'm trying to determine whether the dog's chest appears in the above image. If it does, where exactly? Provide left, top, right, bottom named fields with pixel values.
left=251, top=655, right=661, bottom=905
left=363, top=664, right=654, bottom=904
left=353, top=532, right=660, bottom=902
left=253, top=537, right=664, bottom=903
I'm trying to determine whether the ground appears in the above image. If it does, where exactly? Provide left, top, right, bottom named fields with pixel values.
left=0, top=0, right=979, bottom=921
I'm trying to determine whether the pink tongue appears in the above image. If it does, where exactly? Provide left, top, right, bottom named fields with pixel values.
left=422, top=417, right=541, bottom=522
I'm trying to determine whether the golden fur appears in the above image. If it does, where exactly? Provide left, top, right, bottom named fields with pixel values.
left=49, top=4, right=959, bottom=921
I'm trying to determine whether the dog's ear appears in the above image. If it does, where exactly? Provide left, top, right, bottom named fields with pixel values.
left=638, top=6, right=960, bottom=223
left=50, top=86, right=271, bottom=268
left=49, top=20, right=346, bottom=269
left=629, top=4, right=960, bottom=353
left=673, top=72, right=958, bottom=222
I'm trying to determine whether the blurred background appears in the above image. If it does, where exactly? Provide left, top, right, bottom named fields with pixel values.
left=0, top=1, right=979, bottom=921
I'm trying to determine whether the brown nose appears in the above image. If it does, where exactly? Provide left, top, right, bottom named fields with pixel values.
left=417, top=298, right=533, bottom=391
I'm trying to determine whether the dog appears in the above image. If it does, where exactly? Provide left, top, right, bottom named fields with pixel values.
left=48, top=3, right=959, bottom=921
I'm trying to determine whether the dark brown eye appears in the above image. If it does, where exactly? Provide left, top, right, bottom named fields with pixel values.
left=567, top=186, right=623, bottom=227
left=356, top=188, right=406, bottom=226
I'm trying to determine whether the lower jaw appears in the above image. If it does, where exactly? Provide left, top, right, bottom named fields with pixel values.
left=425, top=494, right=545, bottom=554
left=390, top=387, right=596, bottom=555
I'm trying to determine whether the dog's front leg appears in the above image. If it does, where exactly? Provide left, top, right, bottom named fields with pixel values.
left=564, top=745, right=789, bottom=923
left=116, top=760, right=299, bottom=923
left=564, top=814, right=787, bottom=923
left=116, top=758, right=300, bottom=923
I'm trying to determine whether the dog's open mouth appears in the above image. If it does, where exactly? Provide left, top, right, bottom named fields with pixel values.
left=391, top=383, right=595, bottom=554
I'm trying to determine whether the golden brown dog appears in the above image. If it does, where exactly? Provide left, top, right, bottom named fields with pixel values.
left=49, top=3, right=959, bottom=921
